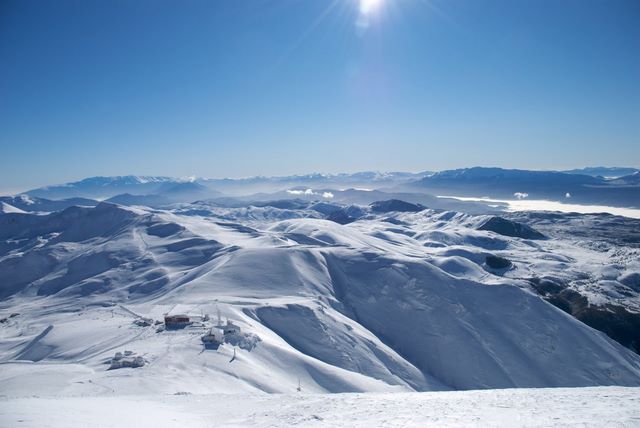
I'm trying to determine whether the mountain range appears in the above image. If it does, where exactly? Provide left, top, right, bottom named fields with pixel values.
left=18, top=167, right=639, bottom=209
left=1, top=196, right=640, bottom=395
left=411, top=167, right=640, bottom=207
left=2, top=167, right=640, bottom=399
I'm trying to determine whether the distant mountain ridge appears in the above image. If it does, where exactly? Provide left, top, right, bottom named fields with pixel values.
left=609, top=172, right=640, bottom=186
left=14, top=167, right=640, bottom=208
left=426, top=167, right=601, bottom=184
left=563, top=167, right=640, bottom=178
left=22, top=172, right=432, bottom=200
left=27, top=176, right=177, bottom=199
left=0, top=195, right=98, bottom=212
left=413, top=167, right=640, bottom=208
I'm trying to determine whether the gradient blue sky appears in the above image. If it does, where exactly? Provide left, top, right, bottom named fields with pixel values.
left=1, top=0, right=639, bottom=192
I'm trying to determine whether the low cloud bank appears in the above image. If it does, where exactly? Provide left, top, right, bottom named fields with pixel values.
left=286, top=189, right=334, bottom=199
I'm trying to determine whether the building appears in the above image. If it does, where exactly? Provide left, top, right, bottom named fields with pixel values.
left=202, top=327, right=224, bottom=347
left=164, top=314, right=192, bottom=329
left=164, top=304, right=205, bottom=329
left=222, top=320, right=241, bottom=336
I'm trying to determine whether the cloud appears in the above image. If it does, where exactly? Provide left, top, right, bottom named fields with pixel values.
left=514, top=192, right=529, bottom=200
left=287, top=189, right=316, bottom=196
left=285, top=188, right=333, bottom=199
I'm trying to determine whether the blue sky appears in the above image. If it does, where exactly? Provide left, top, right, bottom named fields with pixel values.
left=1, top=0, right=639, bottom=192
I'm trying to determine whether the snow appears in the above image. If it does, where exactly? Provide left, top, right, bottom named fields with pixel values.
left=1, top=387, right=639, bottom=427
left=2, top=197, right=640, bottom=424
left=0, top=202, right=27, bottom=214
left=1, top=202, right=640, bottom=397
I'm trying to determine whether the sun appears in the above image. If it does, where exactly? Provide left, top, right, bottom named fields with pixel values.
left=360, top=0, right=383, bottom=15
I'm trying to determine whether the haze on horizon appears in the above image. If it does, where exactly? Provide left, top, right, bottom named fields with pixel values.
left=1, top=0, right=639, bottom=193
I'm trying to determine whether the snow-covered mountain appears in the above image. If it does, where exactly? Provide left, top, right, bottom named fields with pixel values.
left=105, top=182, right=220, bottom=207
left=412, top=167, right=640, bottom=208
left=2, top=199, right=640, bottom=396
left=24, top=172, right=432, bottom=201
left=26, top=176, right=178, bottom=200
left=24, top=176, right=222, bottom=205
left=195, top=171, right=433, bottom=196
left=0, top=195, right=98, bottom=213
left=421, top=167, right=602, bottom=187
left=563, top=167, right=640, bottom=179
left=609, top=172, right=640, bottom=186
left=21, top=168, right=640, bottom=210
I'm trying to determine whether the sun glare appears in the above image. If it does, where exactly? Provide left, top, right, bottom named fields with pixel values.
left=360, top=0, right=383, bottom=15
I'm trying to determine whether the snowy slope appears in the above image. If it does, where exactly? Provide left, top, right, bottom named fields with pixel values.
left=0, top=195, right=97, bottom=213
left=1, top=202, right=640, bottom=398
left=0, top=202, right=27, bottom=214
left=2, top=387, right=639, bottom=428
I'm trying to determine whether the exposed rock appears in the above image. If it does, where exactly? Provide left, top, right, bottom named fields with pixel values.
left=529, top=277, right=566, bottom=296
left=619, top=272, right=640, bottom=292
left=531, top=285, right=640, bottom=355
left=369, top=200, right=425, bottom=213
left=326, top=205, right=366, bottom=225
left=478, top=216, right=545, bottom=240
left=485, top=255, right=512, bottom=269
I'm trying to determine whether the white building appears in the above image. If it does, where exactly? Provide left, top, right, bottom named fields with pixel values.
left=221, top=320, right=241, bottom=336
left=202, top=327, right=224, bottom=345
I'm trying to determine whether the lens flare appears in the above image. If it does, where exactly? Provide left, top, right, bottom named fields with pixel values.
left=360, top=0, right=382, bottom=15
